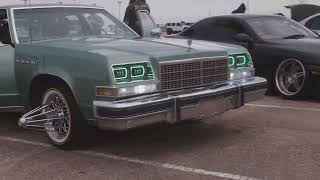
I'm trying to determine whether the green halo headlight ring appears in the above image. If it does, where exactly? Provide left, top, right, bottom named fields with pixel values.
left=228, top=53, right=253, bottom=69
left=147, top=64, right=155, bottom=78
left=113, top=67, right=128, bottom=81
left=228, top=56, right=236, bottom=69
left=237, top=55, right=247, bottom=66
left=130, top=65, right=145, bottom=78
left=112, top=62, right=155, bottom=84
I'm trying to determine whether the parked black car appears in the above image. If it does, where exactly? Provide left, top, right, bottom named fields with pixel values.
left=178, top=15, right=320, bottom=98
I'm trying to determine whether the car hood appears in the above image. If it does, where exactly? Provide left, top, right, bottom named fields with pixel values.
left=31, top=37, right=246, bottom=64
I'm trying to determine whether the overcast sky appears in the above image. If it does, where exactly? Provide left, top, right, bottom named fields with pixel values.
left=1, top=0, right=320, bottom=23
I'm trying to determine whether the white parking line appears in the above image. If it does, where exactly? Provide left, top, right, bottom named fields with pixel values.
left=0, top=136, right=260, bottom=180
left=246, top=104, right=320, bottom=112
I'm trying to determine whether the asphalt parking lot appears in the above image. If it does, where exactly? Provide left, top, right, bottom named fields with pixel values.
left=1, top=96, right=320, bottom=180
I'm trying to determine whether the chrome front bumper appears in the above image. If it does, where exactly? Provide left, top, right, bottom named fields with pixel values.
left=93, top=77, right=268, bottom=130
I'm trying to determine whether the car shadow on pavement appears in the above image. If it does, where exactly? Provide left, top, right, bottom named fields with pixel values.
left=0, top=113, right=244, bottom=155
left=82, top=119, right=244, bottom=156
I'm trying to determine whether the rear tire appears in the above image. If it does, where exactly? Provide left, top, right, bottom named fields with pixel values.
left=37, top=82, right=88, bottom=149
left=166, top=28, right=173, bottom=35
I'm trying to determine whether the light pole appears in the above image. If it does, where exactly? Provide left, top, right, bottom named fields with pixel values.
left=246, top=0, right=250, bottom=13
left=117, top=0, right=122, bottom=20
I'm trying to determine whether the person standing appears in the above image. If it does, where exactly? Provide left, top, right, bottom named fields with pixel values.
left=123, top=0, right=151, bottom=36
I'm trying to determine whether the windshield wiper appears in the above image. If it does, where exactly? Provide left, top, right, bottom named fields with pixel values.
left=283, top=34, right=306, bottom=39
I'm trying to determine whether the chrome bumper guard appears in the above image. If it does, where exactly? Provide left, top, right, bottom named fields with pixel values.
left=93, top=77, right=268, bottom=130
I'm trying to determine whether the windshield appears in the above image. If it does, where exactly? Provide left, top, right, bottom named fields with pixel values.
left=13, top=8, right=137, bottom=43
left=247, top=17, right=317, bottom=40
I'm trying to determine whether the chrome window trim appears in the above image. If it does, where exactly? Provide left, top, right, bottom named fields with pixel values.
left=9, top=8, right=18, bottom=44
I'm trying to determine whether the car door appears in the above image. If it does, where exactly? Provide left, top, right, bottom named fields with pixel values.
left=0, top=9, right=22, bottom=111
left=136, top=10, right=158, bottom=37
left=304, top=15, right=320, bottom=34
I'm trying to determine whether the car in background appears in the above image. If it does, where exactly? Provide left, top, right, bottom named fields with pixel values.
left=286, top=4, right=320, bottom=34
left=178, top=15, right=320, bottom=99
left=300, top=13, right=320, bottom=34
left=0, top=5, right=267, bottom=148
left=165, top=22, right=192, bottom=35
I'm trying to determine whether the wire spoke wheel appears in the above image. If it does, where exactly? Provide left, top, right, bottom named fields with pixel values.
left=42, top=89, right=72, bottom=144
left=276, top=59, right=306, bottom=97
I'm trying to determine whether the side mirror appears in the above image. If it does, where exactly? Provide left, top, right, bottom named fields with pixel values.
left=234, top=33, right=253, bottom=43
left=151, top=28, right=161, bottom=37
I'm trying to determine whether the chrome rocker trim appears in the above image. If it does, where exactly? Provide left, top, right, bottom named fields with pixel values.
left=93, top=77, right=268, bottom=130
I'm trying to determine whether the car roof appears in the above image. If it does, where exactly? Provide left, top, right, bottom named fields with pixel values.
left=0, top=4, right=103, bottom=10
left=205, top=14, right=285, bottom=21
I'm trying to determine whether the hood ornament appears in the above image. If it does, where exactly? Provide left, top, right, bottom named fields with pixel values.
left=187, top=39, right=193, bottom=51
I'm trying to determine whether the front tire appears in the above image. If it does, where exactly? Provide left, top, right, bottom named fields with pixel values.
left=275, top=59, right=310, bottom=99
left=39, top=83, right=88, bottom=149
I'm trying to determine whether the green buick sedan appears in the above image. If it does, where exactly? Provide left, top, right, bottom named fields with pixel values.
left=0, top=4, right=267, bottom=148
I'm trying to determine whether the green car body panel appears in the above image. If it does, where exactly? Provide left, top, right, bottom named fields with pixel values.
left=9, top=37, right=243, bottom=118
left=0, top=5, right=267, bottom=130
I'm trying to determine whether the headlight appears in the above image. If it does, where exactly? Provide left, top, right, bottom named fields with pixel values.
left=230, top=68, right=255, bottom=80
left=228, top=53, right=255, bottom=80
left=98, top=62, right=157, bottom=97
left=112, top=62, right=155, bottom=84
left=228, top=53, right=253, bottom=69
left=97, top=84, right=157, bottom=97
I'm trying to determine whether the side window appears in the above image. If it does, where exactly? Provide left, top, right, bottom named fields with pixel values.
left=305, top=16, right=320, bottom=30
left=209, top=20, right=246, bottom=42
left=177, top=23, right=181, bottom=26
left=182, top=19, right=215, bottom=39
left=0, top=9, right=12, bottom=44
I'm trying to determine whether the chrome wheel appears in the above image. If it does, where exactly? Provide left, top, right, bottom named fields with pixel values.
left=275, top=59, right=306, bottom=96
left=42, top=89, right=71, bottom=144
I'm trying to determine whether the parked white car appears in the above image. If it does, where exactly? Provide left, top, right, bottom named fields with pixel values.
left=165, top=22, right=192, bottom=35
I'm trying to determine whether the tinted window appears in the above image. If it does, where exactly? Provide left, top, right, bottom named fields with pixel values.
left=209, top=20, right=246, bottom=42
left=181, top=19, right=215, bottom=39
left=0, top=9, right=12, bottom=44
left=248, top=17, right=317, bottom=40
left=182, top=19, right=245, bottom=42
left=306, top=16, right=320, bottom=30
left=172, top=23, right=176, bottom=26
left=0, top=9, right=7, bottom=19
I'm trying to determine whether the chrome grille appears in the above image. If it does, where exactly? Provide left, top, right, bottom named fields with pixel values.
left=160, top=57, right=229, bottom=90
